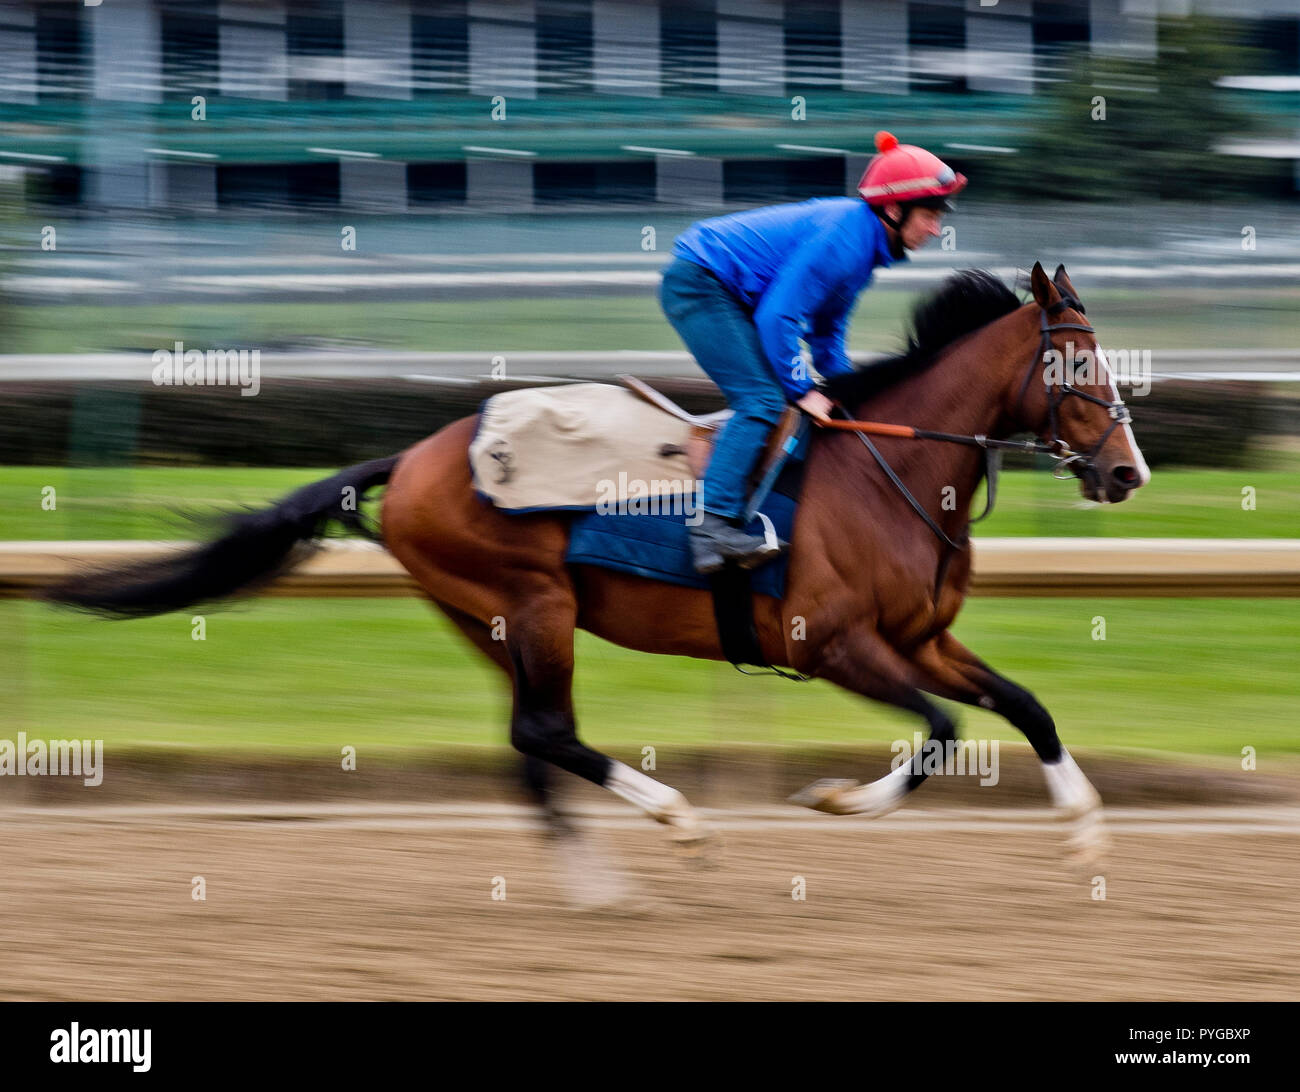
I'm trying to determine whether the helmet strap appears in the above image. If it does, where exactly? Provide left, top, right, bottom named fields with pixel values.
left=874, top=204, right=903, bottom=231
left=874, top=203, right=909, bottom=258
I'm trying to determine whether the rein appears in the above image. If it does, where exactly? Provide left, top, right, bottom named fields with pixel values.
left=820, top=419, right=1051, bottom=551
left=822, top=292, right=1130, bottom=601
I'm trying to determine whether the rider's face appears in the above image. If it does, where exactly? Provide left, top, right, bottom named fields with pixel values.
left=900, top=207, right=944, bottom=251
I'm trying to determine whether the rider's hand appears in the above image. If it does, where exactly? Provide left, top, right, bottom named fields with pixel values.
left=797, top=390, right=835, bottom=425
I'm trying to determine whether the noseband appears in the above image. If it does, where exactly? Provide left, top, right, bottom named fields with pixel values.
left=1013, top=293, right=1132, bottom=482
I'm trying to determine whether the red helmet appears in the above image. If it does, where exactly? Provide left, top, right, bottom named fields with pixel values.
left=857, top=131, right=967, bottom=209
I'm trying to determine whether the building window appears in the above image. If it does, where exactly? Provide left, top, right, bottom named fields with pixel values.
left=537, top=0, right=592, bottom=94
left=413, top=1, right=469, bottom=95
left=287, top=0, right=344, bottom=101
left=161, top=1, right=219, bottom=101
left=661, top=0, right=717, bottom=93
left=407, top=160, right=467, bottom=204
left=908, top=1, right=966, bottom=94
left=785, top=1, right=841, bottom=92
left=724, top=156, right=844, bottom=206
left=35, top=1, right=85, bottom=102
left=1032, top=0, right=1087, bottom=66
left=1244, top=16, right=1299, bottom=75
left=534, top=158, right=653, bottom=204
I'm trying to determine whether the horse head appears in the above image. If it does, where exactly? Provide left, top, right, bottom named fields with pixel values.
left=1015, top=261, right=1151, bottom=504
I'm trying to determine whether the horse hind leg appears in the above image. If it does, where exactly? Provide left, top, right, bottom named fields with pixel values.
left=910, top=631, right=1109, bottom=864
left=504, top=592, right=712, bottom=852
left=432, top=603, right=574, bottom=835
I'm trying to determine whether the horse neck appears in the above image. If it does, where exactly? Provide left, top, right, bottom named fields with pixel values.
left=839, top=308, right=1038, bottom=538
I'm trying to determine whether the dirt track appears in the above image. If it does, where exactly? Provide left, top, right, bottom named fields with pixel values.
left=3, top=806, right=1297, bottom=1001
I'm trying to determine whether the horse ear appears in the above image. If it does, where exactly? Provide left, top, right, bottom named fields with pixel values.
left=1053, top=263, right=1082, bottom=306
left=1029, top=261, right=1057, bottom=309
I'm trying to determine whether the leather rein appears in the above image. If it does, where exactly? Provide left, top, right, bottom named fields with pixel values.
left=819, top=294, right=1130, bottom=597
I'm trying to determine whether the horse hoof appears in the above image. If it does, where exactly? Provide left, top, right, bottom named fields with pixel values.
left=551, top=834, right=637, bottom=910
left=789, top=778, right=860, bottom=814
left=1065, top=808, right=1111, bottom=867
left=648, top=790, right=720, bottom=864
left=1057, top=786, right=1103, bottom=823
left=669, top=821, right=710, bottom=846
left=670, top=822, right=720, bottom=865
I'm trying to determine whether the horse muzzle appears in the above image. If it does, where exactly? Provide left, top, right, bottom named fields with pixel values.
left=1056, top=453, right=1139, bottom=504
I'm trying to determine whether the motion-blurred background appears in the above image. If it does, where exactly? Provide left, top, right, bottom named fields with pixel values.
left=0, top=0, right=1296, bottom=766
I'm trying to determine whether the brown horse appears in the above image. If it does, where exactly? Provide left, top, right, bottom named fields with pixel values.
left=49, top=262, right=1148, bottom=861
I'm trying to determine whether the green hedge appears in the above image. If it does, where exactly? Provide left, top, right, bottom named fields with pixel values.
left=0, top=378, right=1279, bottom=469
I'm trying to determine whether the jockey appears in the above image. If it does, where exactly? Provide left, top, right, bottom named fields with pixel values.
left=660, top=131, right=967, bottom=573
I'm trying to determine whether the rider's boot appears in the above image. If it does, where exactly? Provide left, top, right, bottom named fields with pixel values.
left=689, top=511, right=785, bottom=574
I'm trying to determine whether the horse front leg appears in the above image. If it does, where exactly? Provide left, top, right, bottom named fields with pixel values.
left=910, top=631, right=1108, bottom=864
left=789, top=626, right=959, bottom=818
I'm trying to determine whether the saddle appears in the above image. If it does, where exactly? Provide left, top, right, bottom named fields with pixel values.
left=620, top=375, right=803, bottom=491
left=467, top=377, right=804, bottom=515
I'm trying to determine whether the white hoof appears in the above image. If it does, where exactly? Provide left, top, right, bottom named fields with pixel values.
left=601, top=763, right=717, bottom=862
left=657, top=794, right=718, bottom=859
left=1042, top=751, right=1109, bottom=865
left=791, top=766, right=909, bottom=819
left=1065, top=803, right=1111, bottom=867
left=789, top=778, right=860, bottom=814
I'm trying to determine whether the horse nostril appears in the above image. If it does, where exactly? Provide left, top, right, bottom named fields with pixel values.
left=1113, top=465, right=1138, bottom=487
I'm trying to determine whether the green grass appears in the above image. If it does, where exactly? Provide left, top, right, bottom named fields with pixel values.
left=4, top=460, right=1294, bottom=763
left=2, top=464, right=1296, bottom=540
left=1, top=597, right=1295, bottom=759
left=13, top=286, right=1300, bottom=354
left=0, top=467, right=336, bottom=540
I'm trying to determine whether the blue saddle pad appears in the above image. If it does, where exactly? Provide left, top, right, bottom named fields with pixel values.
left=564, top=417, right=808, bottom=599
left=565, top=491, right=798, bottom=599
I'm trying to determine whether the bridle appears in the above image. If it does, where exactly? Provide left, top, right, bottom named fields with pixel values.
left=1013, top=293, right=1132, bottom=485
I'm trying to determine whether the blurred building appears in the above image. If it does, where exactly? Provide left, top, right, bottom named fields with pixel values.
left=0, top=0, right=1296, bottom=212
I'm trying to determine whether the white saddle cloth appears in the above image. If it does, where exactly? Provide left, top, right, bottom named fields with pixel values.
left=468, top=383, right=698, bottom=511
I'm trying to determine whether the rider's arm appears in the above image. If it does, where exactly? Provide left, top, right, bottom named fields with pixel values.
left=805, top=293, right=855, bottom=379
left=753, top=221, right=851, bottom=401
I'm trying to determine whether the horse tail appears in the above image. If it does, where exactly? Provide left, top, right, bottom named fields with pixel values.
left=44, top=456, right=400, bottom=619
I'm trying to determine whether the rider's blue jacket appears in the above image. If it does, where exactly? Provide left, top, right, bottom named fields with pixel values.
left=672, top=196, right=902, bottom=400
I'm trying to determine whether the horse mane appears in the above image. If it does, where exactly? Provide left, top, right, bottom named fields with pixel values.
left=823, top=269, right=1021, bottom=406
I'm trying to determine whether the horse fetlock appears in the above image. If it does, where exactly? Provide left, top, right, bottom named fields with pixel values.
left=604, top=760, right=707, bottom=836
